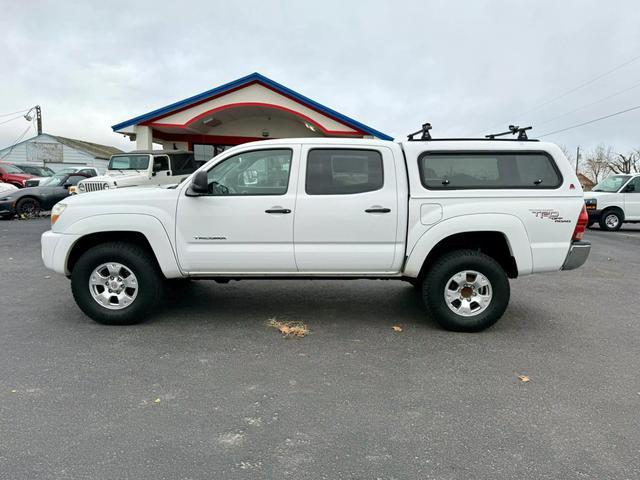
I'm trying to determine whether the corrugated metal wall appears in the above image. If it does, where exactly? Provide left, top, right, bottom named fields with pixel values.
left=0, top=134, right=109, bottom=172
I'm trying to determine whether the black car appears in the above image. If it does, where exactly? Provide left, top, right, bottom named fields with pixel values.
left=0, top=172, right=90, bottom=219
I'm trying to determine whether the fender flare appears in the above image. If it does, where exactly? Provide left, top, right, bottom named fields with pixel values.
left=403, top=213, right=533, bottom=278
left=64, top=213, right=183, bottom=278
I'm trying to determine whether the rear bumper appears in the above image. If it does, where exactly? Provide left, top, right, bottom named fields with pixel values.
left=561, top=241, right=591, bottom=271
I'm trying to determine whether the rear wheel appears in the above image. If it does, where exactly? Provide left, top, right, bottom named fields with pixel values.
left=16, top=197, right=41, bottom=218
left=71, top=242, right=163, bottom=325
left=599, top=210, right=623, bottom=231
left=422, top=250, right=510, bottom=332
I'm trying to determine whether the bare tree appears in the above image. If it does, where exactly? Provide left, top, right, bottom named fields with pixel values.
left=609, top=151, right=639, bottom=174
left=583, top=144, right=614, bottom=183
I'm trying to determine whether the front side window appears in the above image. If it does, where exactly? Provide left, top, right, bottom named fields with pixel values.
left=593, top=175, right=632, bottom=192
left=305, top=149, right=383, bottom=195
left=153, top=156, right=169, bottom=172
left=66, top=175, right=86, bottom=186
left=624, top=176, right=640, bottom=193
left=205, top=149, right=292, bottom=195
left=419, top=152, right=561, bottom=189
left=109, top=155, right=150, bottom=171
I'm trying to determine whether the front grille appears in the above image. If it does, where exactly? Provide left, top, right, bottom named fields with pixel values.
left=82, top=182, right=106, bottom=192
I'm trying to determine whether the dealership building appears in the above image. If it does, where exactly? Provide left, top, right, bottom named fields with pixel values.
left=112, top=72, right=393, bottom=162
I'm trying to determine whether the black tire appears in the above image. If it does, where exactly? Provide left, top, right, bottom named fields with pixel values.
left=421, top=249, right=510, bottom=332
left=71, top=241, right=163, bottom=325
left=587, top=222, right=595, bottom=229
left=598, top=210, right=623, bottom=231
left=16, top=197, right=41, bottom=218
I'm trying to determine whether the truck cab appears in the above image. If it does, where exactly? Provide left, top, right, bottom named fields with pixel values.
left=76, top=150, right=197, bottom=194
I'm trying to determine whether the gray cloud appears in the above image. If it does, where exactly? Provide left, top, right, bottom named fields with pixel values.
left=2, top=0, right=640, bottom=157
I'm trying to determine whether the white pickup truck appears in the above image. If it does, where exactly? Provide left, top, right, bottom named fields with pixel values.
left=41, top=135, right=590, bottom=331
left=76, top=150, right=198, bottom=193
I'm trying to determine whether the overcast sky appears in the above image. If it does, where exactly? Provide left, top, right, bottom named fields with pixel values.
left=2, top=0, right=640, bottom=159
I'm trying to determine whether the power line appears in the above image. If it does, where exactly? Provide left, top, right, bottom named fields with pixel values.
left=538, top=104, right=640, bottom=137
left=536, top=78, right=640, bottom=127
left=489, top=52, right=640, bottom=129
left=0, top=114, right=26, bottom=127
left=0, top=124, right=34, bottom=161
left=0, top=108, right=29, bottom=118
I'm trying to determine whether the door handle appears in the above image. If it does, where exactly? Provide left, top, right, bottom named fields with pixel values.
left=265, top=208, right=291, bottom=214
left=365, top=207, right=391, bottom=213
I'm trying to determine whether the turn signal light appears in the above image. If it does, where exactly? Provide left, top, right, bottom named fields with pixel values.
left=572, top=205, right=589, bottom=241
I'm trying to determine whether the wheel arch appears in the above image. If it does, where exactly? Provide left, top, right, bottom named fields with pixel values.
left=404, top=214, right=533, bottom=279
left=600, top=206, right=625, bottom=221
left=63, top=214, right=183, bottom=278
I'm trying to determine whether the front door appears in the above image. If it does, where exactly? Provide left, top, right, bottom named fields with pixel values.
left=152, top=155, right=174, bottom=185
left=176, top=147, right=299, bottom=273
left=293, top=145, right=399, bottom=273
left=623, top=176, right=640, bottom=220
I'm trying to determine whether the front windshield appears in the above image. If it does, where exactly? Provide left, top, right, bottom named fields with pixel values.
left=592, top=175, right=631, bottom=192
left=108, top=155, right=150, bottom=171
left=2, top=164, right=26, bottom=174
left=39, top=174, right=66, bottom=187
left=21, top=165, right=53, bottom=176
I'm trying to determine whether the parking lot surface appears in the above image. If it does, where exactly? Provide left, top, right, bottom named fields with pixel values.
left=1, top=219, right=639, bottom=479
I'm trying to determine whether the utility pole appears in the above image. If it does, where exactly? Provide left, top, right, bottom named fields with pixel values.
left=35, top=105, right=42, bottom=135
left=575, top=145, right=580, bottom=174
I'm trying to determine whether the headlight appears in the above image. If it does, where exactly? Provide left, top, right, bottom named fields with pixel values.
left=78, top=183, right=86, bottom=191
left=51, top=203, right=67, bottom=225
left=584, top=198, right=597, bottom=209
left=103, top=183, right=110, bottom=190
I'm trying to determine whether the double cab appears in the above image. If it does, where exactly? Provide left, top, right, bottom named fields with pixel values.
left=42, top=137, right=590, bottom=331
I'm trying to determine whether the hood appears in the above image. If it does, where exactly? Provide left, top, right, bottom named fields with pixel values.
left=584, top=190, right=621, bottom=200
left=65, top=183, right=179, bottom=207
left=80, top=171, right=150, bottom=187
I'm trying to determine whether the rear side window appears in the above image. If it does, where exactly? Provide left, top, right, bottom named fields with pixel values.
left=306, top=149, right=383, bottom=195
left=171, top=153, right=198, bottom=175
left=419, top=152, right=562, bottom=189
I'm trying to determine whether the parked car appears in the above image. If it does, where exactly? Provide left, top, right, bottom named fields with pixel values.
left=76, top=150, right=197, bottom=193
left=0, top=172, right=91, bottom=219
left=19, top=165, right=56, bottom=187
left=0, top=182, right=18, bottom=195
left=0, top=163, right=34, bottom=188
left=55, top=166, right=100, bottom=176
left=42, top=134, right=590, bottom=331
left=584, top=173, right=640, bottom=231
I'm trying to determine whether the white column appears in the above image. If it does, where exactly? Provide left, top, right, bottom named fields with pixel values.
left=135, top=125, right=153, bottom=150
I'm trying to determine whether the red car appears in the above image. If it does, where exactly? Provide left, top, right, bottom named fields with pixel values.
left=0, top=163, right=34, bottom=188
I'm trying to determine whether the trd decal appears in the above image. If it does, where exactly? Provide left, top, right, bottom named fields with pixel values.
left=529, top=209, right=571, bottom=223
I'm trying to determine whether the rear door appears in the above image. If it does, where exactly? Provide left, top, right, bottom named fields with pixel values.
left=294, top=145, right=399, bottom=273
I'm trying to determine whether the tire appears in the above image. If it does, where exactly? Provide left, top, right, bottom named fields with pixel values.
left=71, top=241, right=163, bottom=325
left=421, top=249, right=510, bottom=332
left=598, top=210, right=623, bottom=231
left=587, top=222, right=595, bottom=229
left=16, top=197, right=41, bottom=218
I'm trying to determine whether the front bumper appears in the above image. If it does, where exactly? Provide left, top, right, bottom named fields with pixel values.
left=0, top=200, right=15, bottom=216
left=41, top=230, right=81, bottom=275
left=587, top=208, right=601, bottom=223
left=561, top=241, right=591, bottom=270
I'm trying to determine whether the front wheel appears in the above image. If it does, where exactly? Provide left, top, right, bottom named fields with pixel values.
left=599, top=210, right=623, bottom=231
left=16, top=197, right=41, bottom=218
left=422, top=250, right=510, bottom=332
left=71, top=242, right=163, bottom=325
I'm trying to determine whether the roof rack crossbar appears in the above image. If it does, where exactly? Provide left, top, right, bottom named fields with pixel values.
left=407, top=122, right=432, bottom=141
left=485, top=125, right=532, bottom=141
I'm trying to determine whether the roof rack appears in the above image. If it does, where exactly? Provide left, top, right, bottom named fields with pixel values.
left=406, top=123, right=538, bottom=142
left=485, top=125, right=532, bottom=141
left=407, top=122, right=433, bottom=141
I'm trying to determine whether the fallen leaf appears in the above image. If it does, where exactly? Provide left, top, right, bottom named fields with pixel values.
left=267, top=318, right=309, bottom=338
left=518, top=375, right=530, bottom=383
left=392, top=325, right=403, bottom=332
left=154, top=398, right=161, bottom=404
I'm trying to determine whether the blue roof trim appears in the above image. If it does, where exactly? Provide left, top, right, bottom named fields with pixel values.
left=111, top=72, right=393, bottom=141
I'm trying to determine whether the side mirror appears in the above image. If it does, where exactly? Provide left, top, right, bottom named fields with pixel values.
left=186, top=170, right=208, bottom=196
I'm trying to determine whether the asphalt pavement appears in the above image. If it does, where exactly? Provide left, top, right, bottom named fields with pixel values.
left=0, top=219, right=638, bottom=479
